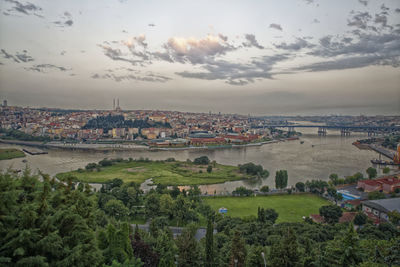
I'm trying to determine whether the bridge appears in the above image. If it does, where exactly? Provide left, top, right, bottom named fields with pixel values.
left=251, top=124, right=400, bottom=136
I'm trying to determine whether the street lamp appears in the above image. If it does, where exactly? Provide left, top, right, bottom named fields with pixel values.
left=261, top=252, right=266, bottom=267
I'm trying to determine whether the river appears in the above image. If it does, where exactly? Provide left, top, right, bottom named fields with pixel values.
left=0, top=126, right=390, bottom=194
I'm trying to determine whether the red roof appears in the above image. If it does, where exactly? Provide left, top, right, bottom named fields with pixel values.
left=376, top=177, right=400, bottom=185
left=360, top=180, right=380, bottom=186
left=310, top=212, right=357, bottom=223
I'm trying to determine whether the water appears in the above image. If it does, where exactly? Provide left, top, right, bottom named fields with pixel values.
left=0, top=127, right=391, bottom=194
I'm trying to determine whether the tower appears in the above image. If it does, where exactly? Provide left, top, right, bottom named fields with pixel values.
left=3, top=100, right=7, bottom=107
left=117, top=98, right=120, bottom=109
left=113, top=98, right=115, bottom=110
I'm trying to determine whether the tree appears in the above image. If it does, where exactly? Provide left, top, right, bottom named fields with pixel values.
left=257, top=207, right=278, bottom=224
left=319, top=205, right=343, bottom=224
left=383, top=167, right=390, bottom=174
left=144, top=193, right=160, bottom=219
left=193, top=156, right=210, bottom=165
left=366, top=167, right=377, bottom=179
left=131, top=230, right=159, bottom=267
left=275, top=170, right=288, bottom=189
left=295, top=182, right=305, bottom=192
left=205, top=218, right=214, bottom=267
left=354, top=212, right=367, bottom=226
left=207, top=165, right=213, bottom=173
left=329, top=173, right=339, bottom=185
left=269, top=228, right=300, bottom=267
left=232, top=186, right=253, bottom=196
left=104, top=199, right=129, bottom=220
left=155, top=230, right=176, bottom=267
left=388, top=210, right=400, bottom=225
left=229, top=231, right=246, bottom=267
left=368, top=191, right=386, bottom=200
left=260, top=185, right=269, bottom=193
left=323, top=223, right=363, bottom=266
left=159, top=194, right=174, bottom=219
left=246, top=245, right=265, bottom=267
left=176, top=225, right=202, bottom=267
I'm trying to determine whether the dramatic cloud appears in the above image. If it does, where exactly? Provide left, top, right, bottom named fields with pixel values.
left=0, top=49, right=34, bottom=63
left=155, top=34, right=235, bottom=64
left=269, top=23, right=282, bottom=31
left=242, top=34, right=264, bottom=49
left=358, top=0, right=368, bottom=6
left=176, top=54, right=289, bottom=85
left=274, top=38, right=315, bottom=51
left=4, top=0, right=42, bottom=16
left=395, top=8, right=400, bottom=13
left=25, top=64, right=70, bottom=72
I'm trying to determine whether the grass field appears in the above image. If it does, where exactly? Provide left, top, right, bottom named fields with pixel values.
left=56, top=160, right=251, bottom=186
left=0, top=148, right=25, bottom=160
left=204, top=194, right=330, bottom=223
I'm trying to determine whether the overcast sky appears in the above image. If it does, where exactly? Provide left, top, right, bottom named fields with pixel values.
left=0, top=0, right=399, bottom=115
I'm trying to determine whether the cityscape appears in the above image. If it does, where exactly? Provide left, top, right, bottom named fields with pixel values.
left=1, top=0, right=399, bottom=266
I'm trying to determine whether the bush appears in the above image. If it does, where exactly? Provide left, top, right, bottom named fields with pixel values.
left=207, top=165, right=212, bottom=173
left=260, top=185, right=269, bottom=193
left=232, top=186, right=253, bottom=196
left=194, top=156, right=210, bottom=165
left=99, top=158, right=112, bottom=167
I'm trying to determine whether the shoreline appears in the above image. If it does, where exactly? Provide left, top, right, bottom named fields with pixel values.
left=0, top=137, right=298, bottom=152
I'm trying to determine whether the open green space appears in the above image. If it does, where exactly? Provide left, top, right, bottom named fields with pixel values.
left=0, top=148, right=25, bottom=160
left=204, top=194, right=330, bottom=223
left=56, top=160, right=252, bottom=186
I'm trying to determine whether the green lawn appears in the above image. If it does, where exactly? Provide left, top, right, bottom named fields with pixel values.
left=56, top=160, right=251, bottom=186
left=0, top=148, right=25, bottom=160
left=204, top=194, right=330, bottom=223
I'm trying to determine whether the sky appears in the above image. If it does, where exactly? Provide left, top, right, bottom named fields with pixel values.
left=0, top=0, right=399, bottom=115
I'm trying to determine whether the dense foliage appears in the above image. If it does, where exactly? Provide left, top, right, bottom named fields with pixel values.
left=1, top=170, right=399, bottom=266
left=83, top=115, right=171, bottom=131
left=238, top=163, right=269, bottom=177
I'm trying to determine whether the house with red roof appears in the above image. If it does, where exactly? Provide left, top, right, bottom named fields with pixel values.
left=357, top=175, right=400, bottom=193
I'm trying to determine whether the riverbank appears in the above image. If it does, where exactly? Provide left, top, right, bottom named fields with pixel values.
left=0, top=148, right=25, bottom=160
left=0, top=137, right=295, bottom=152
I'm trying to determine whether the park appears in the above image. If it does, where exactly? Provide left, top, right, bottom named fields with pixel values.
left=204, top=194, right=330, bottom=222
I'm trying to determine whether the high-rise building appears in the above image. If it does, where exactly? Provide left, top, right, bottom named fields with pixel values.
left=113, top=98, right=115, bottom=110
left=3, top=100, right=7, bottom=107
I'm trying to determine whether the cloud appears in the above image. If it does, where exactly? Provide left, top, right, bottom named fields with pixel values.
left=274, top=38, right=315, bottom=51
left=269, top=23, right=282, bottom=31
left=294, top=54, right=399, bottom=72
left=156, top=34, right=235, bottom=64
left=91, top=71, right=171, bottom=83
left=395, top=8, right=400, bottom=13
left=242, top=34, right=264, bottom=49
left=312, top=18, right=320, bottom=24
left=303, top=0, right=314, bottom=4
left=347, top=11, right=372, bottom=30
left=175, top=54, right=289, bottom=85
left=148, top=23, right=155, bottom=27
left=53, top=11, right=73, bottom=27
left=0, top=49, right=20, bottom=63
left=25, top=64, right=70, bottom=72
left=4, top=0, right=42, bottom=16
left=358, top=0, right=368, bottom=6
left=0, top=49, right=34, bottom=63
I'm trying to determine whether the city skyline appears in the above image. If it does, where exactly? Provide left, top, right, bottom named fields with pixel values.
left=0, top=0, right=399, bottom=115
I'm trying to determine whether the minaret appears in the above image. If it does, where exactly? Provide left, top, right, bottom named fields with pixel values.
left=117, top=98, right=120, bottom=109
left=113, top=98, right=115, bottom=110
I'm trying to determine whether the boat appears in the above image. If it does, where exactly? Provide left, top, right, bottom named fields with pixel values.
left=300, top=141, right=304, bottom=144
left=371, top=159, right=400, bottom=166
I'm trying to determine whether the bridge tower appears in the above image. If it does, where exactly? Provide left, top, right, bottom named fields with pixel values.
left=340, top=128, right=351, bottom=136
left=318, top=127, right=327, bottom=136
